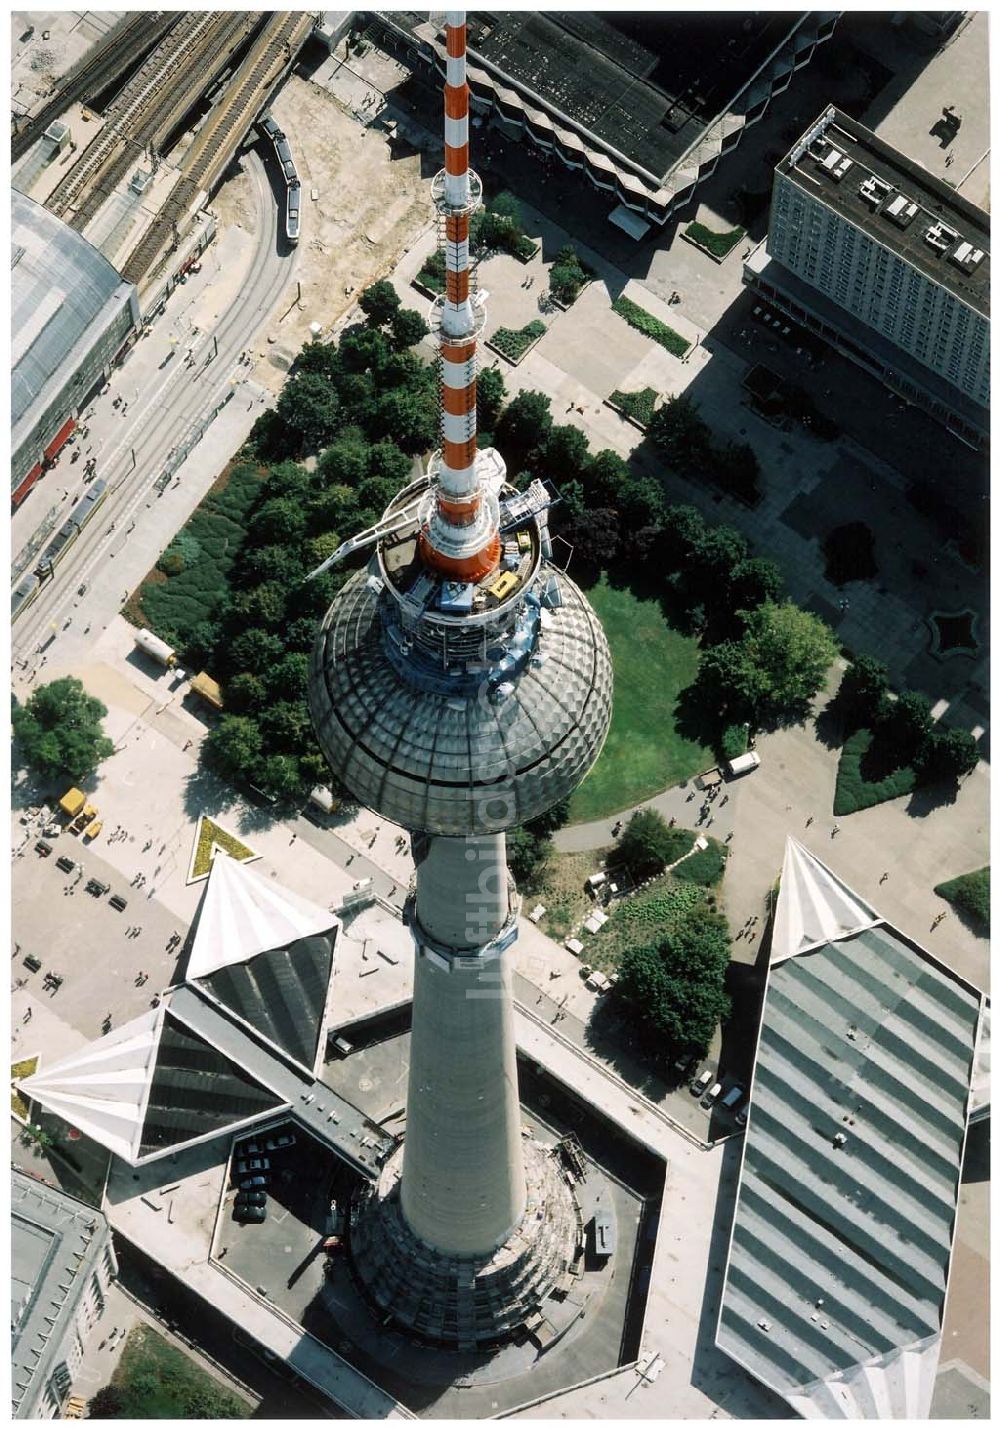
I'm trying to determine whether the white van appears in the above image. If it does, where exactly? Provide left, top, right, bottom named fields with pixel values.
left=725, top=751, right=761, bottom=779
left=702, top=1081, right=723, bottom=1106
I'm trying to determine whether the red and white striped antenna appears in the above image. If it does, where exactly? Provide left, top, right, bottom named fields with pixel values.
left=418, top=8, right=502, bottom=583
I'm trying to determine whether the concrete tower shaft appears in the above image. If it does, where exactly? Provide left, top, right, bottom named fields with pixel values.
left=401, top=833, right=526, bottom=1254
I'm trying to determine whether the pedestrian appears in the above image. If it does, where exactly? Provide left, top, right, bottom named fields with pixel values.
left=805, top=815, right=813, bottom=827
left=831, top=824, right=840, bottom=837
left=879, top=872, right=888, bottom=884
left=289, top=833, right=297, bottom=844
left=23, top=1007, right=32, bottom=1022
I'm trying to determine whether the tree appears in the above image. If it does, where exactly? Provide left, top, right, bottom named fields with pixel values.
left=582, top=448, right=629, bottom=506
left=228, top=628, right=284, bottom=673
left=204, top=715, right=264, bottom=784
left=729, top=557, right=784, bottom=613
left=838, top=654, right=889, bottom=728
left=477, top=366, right=506, bottom=430
left=318, top=428, right=371, bottom=486
left=338, top=325, right=391, bottom=374
left=309, top=482, right=358, bottom=535
left=616, top=906, right=732, bottom=1053
left=610, top=810, right=689, bottom=879
left=549, top=248, right=588, bottom=304
left=648, top=393, right=712, bottom=472
left=657, top=503, right=709, bottom=569
left=294, top=340, right=341, bottom=378
left=333, top=370, right=377, bottom=428
left=696, top=639, right=770, bottom=723
left=357, top=475, right=403, bottom=513
left=368, top=439, right=412, bottom=486
left=230, top=582, right=287, bottom=630
left=616, top=475, right=666, bottom=531
left=87, top=1385, right=125, bottom=1419
left=248, top=496, right=307, bottom=546
left=541, top=423, right=590, bottom=483
left=358, top=279, right=401, bottom=328
left=266, top=652, right=310, bottom=700
left=239, top=543, right=305, bottom=590
left=376, top=386, right=438, bottom=453
left=710, top=440, right=761, bottom=503
left=260, top=699, right=310, bottom=750
left=885, top=689, right=933, bottom=763
left=226, top=672, right=269, bottom=713
left=13, top=677, right=114, bottom=782
left=917, top=726, right=980, bottom=783
left=497, top=389, right=552, bottom=463
left=560, top=507, right=620, bottom=576
left=264, top=460, right=312, bottom=500
left=389, top=307, right=430, bottom=350
left=274, top=373, right=340, bottom=453
left=260, top=753, right=304, bottom=799
left=736, top=600, right=839, bottom=720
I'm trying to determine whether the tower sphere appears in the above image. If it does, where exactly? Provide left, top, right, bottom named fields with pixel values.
left=308, top=485, right=612, bottom=837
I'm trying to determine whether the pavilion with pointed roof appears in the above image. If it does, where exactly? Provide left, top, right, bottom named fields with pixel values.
left=15, top=855, right=390, bottom=1174
left=716, top=837, right=985, bottom=1419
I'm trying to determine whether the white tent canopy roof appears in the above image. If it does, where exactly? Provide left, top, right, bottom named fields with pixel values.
left=17, top=1008, right=164, bottom=1162
left=186, top=852, right=337, bottom=981
left=771, top=836, right=881, bottom=961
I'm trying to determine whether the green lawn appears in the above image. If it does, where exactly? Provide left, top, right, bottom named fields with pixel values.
left=568, top=578, right=712, bottom=822
left=105, top=1325, right=249, bottom=1418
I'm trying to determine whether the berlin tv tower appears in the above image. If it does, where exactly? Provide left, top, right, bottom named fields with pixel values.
left=308, top=9, right=613, bottom=1348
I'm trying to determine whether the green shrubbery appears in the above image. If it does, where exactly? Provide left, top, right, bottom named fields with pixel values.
left=649, top=393, right=762, bottom=505
left=684, top=221, right=745, bottom=258
left=13, top=677, right=114, bottom=782
left=672, top=837, right=727, bottom=886
left=934, top=867, right=989, bottom=936
left=609, top=387, right=658, bottom=427
left=831, top=659, right=980, bottom=814
left=489, top=320, right=545, bottom=363
left=612, top=295, right=690, bottom=357
left=92, top=1327, right=247, bottom=1419
left=415, top=248, right=446, bottom=295
left=548, top=244, right=594, bottom=304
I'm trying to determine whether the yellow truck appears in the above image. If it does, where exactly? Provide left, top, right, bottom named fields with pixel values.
left=58, top=787, right=86, bottom=820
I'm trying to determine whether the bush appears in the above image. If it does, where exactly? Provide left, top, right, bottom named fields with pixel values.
left=672, top=837, right=727, bottom=886
left=157, top=550, right=185, bottom=576
left=612, top=295, right=690, bottom=357
left=934, top=867, right=989, bottom=936
left=415, top=248, right=446, bottom=294
left=609, top=387, right=658, bottom=427
left=489, top=319, right=545, bottom=363
left=684, top=221, right=745, bottom=258
left=549, top=245, right=593, bottom=304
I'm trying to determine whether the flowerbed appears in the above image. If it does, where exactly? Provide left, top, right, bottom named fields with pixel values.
left=612, top=296, right=690, bottom=357
left=487, top=319, right=546, bottom=364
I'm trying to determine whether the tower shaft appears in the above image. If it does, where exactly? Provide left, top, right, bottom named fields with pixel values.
left=419, top=9, right=501, bottom=582
left=402, top=834, right=526, bottom=1255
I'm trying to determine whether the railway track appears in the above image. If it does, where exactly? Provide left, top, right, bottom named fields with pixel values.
left=12, top=12, right=176, bottom=162
left=121, top=12, right=315, bottom=287
left=46, top=12, right=259, bottom=229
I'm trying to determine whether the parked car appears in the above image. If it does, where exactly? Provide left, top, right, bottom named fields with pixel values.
left=235, top=1203, right=267, bottom=1224
left=35, top=841, right=52, bottom=857
left=235, top=1190, right=266, bottom=1209
left=56, top=855, right=76, bottom=873
left=237, top=1141, right=262, bottom=1157
left=691, top=1069, right=713, bottom=1097
left=86, top=878, right=110, bottom=897
left=239, top=1175, right=269, bottom=1190
left=721, top=1084, right=746, bottom=1111
left=702, top=1081, right=723, bottom=1107
left=236, top=1156, right=270, bottom=1176
left=264, top=1133, right=296, bottom=1152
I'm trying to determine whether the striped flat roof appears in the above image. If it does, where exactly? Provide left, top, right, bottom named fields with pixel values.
left=717, top=839, right=983, bottom=1419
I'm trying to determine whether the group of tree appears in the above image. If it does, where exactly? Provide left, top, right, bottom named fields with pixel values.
left=836, top=655, right=980, bottom=784
left=183, top=281, right=441, bottom=799
left=649, top=393, right=762, bottom=505
left=608, top=809, right=691, bottom=880
left=469, top=190, right=534, bottom=259
left=615, top=893, right=732, bottom=1054
left=255, top=279, right=432, bottom=460
left=13, top=677, right=114, bottom=783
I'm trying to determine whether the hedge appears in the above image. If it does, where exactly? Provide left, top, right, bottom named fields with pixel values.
left=609, top=387, right=658, bottom=428
left=684, top=221, right=745, bottom=259
left=833, top=728, right=917, bottom=815
left=934, top=867, right=989, bottom=936
left=612, top=296, right=690, bottom=357
left=488, top=319, right=545, bottom=363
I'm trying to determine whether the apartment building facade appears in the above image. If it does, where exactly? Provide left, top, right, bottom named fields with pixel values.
left=745, top=106, right=989, bottom=445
